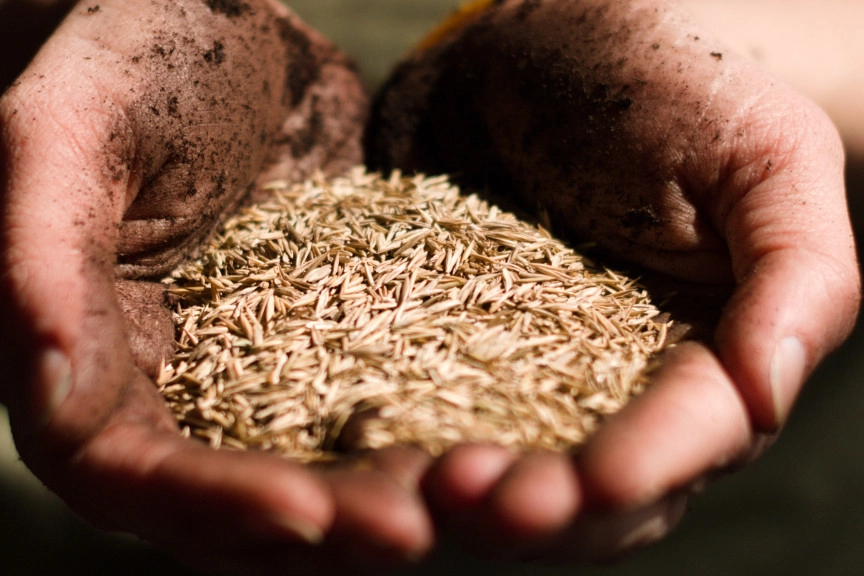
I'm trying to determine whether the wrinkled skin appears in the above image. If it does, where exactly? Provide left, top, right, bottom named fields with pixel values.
left=0, top=1, right=439, bottom=574
left=369, top=0, right=859, bottom=560
left=0, top=0, right=860, bottom=572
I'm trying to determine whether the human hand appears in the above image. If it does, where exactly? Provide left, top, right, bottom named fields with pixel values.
left=0, top=1, right=434, bottom=573
left=368, top=0, right=860, bottom=560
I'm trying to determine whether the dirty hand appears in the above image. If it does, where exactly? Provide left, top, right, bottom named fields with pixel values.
left=0, top=1, right=433, bottom=573
left=369, top=0, right=860, bottom=559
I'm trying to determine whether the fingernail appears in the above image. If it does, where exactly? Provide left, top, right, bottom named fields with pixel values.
left=617, top=494, right=687, bottom=551
left=266, top=514, right=325, bottom=545
left=617, top=512, right=672, bottom=551
left=769, top=336, right=807, bottom=427
left=35, top=348, right=73, bottom=431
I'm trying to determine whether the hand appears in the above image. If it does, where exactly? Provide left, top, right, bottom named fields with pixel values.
left=0, top=1, right=433, bottom=573
left=369, top=0, right=860, bottom=560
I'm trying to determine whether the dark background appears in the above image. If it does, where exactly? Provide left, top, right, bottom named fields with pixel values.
left=1, top=1, right=861, bottom=574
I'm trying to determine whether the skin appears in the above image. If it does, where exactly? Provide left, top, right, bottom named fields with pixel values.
left=370, top=0, right=860, bottom=559
left=0, top=0, right=859, bottom=571
left=0, top=1, right=434, bottom=574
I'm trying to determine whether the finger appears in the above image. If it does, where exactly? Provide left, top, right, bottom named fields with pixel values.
left=421, top=444, right=517, bottom=553
left=61, top=370, right=338, bottom=574
left=712, top=95, right=860, bottom=430
left=423, top=445, right=581, bottom=554
left=0, top=66, right=133, bottom=453
left=577, top=342, right=753, bottom=510
left=321, top=465, right=435, bottom=568
left=482, top=451, right=581, bottom=545
left=542, top=491, right=688, bottom=563
left=423, top=443, right=518, bottom=515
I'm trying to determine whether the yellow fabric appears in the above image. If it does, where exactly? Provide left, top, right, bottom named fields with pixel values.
left=413, top=0, right=497, bottom=53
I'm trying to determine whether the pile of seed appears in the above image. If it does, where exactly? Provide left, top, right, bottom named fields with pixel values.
left=157, top=168, right=671, bottom=461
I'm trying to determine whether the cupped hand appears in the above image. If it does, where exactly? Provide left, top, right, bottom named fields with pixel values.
left=368, top=0, right=860, bottom=560
left=0, top=1, right=433, bottom=573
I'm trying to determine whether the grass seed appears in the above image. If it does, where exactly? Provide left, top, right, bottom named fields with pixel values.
left=158, top=168, right=673, bottom=461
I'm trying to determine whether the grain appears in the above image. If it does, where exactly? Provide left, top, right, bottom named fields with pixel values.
left=158, top=168, right=671, bottom=461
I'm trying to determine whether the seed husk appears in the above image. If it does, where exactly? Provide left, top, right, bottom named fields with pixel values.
left=158, top=168, right=674, bottom=461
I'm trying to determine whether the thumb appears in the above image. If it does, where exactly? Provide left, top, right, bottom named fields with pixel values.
left=0, top=68, right=136, bottom=463
left=714, top=96, right=860, bottom=431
